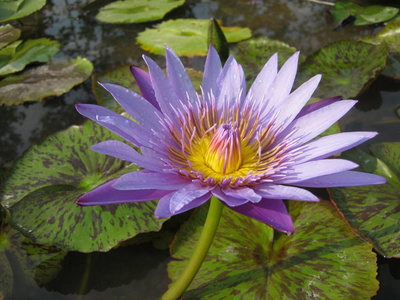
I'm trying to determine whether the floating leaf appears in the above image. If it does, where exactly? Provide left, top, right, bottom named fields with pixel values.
left=93, top=64, right=203, bottom=111
left=0, top=0, right=46, bottom=23
left=169, top=200, right=378, bottom=298
left=330, top=143, right=400, bottom=258
left=0, top=120, right=167, bottom=252
left=362, top=20, right=400, bottom=53
left=0, top=24, right=20, bottom=49
left=137, top=19, right=251, bottom=57
left=0, top=57, right=93, bottom=105
left=296, top=40, right=388, bottom=99
left=232, top=37, right=300, bottom=87
left=331, top=1, right=399, bottom=26
left=96, top=0, right=185, bottom=24
left=0, top=38, right=60, bottom=76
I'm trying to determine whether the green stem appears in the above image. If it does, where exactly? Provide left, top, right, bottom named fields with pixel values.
left=162, top=196, right=224, bottom=300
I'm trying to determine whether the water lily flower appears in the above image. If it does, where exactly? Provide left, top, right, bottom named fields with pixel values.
left=76, top=46, right=386, bottom=235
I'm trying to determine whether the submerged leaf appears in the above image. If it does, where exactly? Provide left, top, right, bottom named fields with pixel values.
left=137, top=19, right=251, bottom=57
left=168, top=200, right=378, bottom=298
left=96, top=0, right=185, bottom=24
left=0, top=0, right=46, bottom=23
left=330, top=143, right=400, bottom=258
left=0, top=121, right=167, bottom=252
left=0, top=57, right=93, bottom=105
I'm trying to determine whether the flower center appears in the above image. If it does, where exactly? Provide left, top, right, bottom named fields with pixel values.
left=204, top=124, right=242, bottom=174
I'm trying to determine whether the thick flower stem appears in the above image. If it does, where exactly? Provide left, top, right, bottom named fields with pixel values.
left=162, top=196, right=224, bottom=300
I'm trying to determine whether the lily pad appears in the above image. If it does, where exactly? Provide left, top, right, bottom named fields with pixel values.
left=93, top=64, right=203, bottom=112
left=168, top=200, right=378, bottom=298
left=0, top=38, right=60, bottom=76
left=362, top=20, right=400, bottom=53
left=232, top=37, right=300, bottom=88
left=137, top=19, right=251, bottom=57
left=330, top=143, right=400, bottom=258
left=0, top=57, right=93, bottom=105
left=0, top=0, right=46, bottom=23
left=0, top=120, right=167, bottom=252
left=331, top=1, right=399, bottom=26
left=0, top=24, right=20, bottom=49
left=96, top=0, right=185, bottom=24
left=296, top=40, right=388, bottom=99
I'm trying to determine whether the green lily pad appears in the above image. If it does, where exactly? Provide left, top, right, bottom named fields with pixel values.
left=0, top=120, right=167, bottom=252
left=362, top=20, right=400, bottom=53
left=0, top=24, right=20, bottom=49
left=93, top=64, right=203, bottom=112
left=0, top=57, right=93, bottom=105
left=0, top=0, right=46, bottom=23
left=136, top=19, right=251, bottom=57
left=232, top=37, right=302, bottom=88
left=331, top=1, right=399, bottom=26
left=96, top=0, right=185, bottom=24
left=330, top=143, right=400, bottom=258
left=0, top=38, right=60, bottom=76
left=296, top=40, right=388, bottom=99
left=168, top=200, right=378, bottom=298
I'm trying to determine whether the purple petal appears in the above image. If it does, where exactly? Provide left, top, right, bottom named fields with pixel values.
left=297, top=96, right=342, bottom=119
left=279, top=159, right=359, bottom=184
left=100, top=83, right=163, bottom=131
left=76, top=104, right=148, bottom=147
left=277, top=100, right=357, bottom=147
left=222, top=186, right=262, bottom=203
left=91, top=140, right=164, bottom=171
left=155, top=190, right=211, bottom=219
left=165, top=46, right=198, bottom=106
left=253, top=184, right=319, bottom=202
left=202, top=45, right=222, bottom=99
left=211, top=186, right=249, bottom=207
left=143, top=55, right=183, bottom=118
left=229, top=199, right=294, bottom=234
left=169, top=183, right=214, bottom=213
left=113, top=171, right=189, bottom=190
left=274, top=74, right=321, bottom=131
left=130, top=66, right=160, bottom=110
left=294, top=171, right=387, bottom=187
left=77, top=179, right=171, bottom=206
left=295, top=131, right=378, bottom=164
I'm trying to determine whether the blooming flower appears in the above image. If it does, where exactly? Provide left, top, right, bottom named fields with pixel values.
left=76, top=46, right=386, bottom=234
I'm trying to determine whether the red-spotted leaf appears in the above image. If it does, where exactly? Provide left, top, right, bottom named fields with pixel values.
left=330, top=143, right=400, bottom=258
left=168, top=200, right=378, bottom=299
left=0, top=120, right=167, bottom=252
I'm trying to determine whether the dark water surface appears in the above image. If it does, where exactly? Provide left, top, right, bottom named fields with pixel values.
left=1, top=0, right=400, bottom=299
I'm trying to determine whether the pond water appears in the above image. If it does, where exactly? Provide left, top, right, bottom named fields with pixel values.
left=1, top=0, right=400, bottom=299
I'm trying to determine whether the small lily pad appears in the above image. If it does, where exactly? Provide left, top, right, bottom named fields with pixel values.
left=362, top=20, right=400, bottom=53
left=331, top=1, right=399, bottom=26
left=137, top=19, right=251, bottom=57
left=0, top=24, right=20, bottom=49
left=168, top=200, right=378, bottom=298
left=1, top=120, right=167, bottom=252
left=0, top=38, right=60, bottom=76
left=0, top=57, right=93, bottom=105
left=296, top=40, right=388, bottom=99
left=96, top=0, right=185, bottom=24
left=0, top=0, right=46, bottom=23
left=330, top=143, right=400, bottom=258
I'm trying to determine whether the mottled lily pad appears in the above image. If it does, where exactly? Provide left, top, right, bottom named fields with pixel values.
left=232, top=37, right=301, bottom=87
left=168, top=200, right=378, bottom=298
left=0, top=120, right=167, bottom=252
left=296, top=40, right=388, bottom=99
left=96, top=0, right=185, bottom=24
left=331, top=1, right=399, bottom=26
left=0, top=38, right=59, bottom=76
left=0, top=24, right=20, bottom=49
left=0, top=0, right=46, bottom=23
left=93, top=64, right=203, bottom=112
left=330, top=143, right=400, bottom=258
left=0, top=57, right=93, bottom=105
left=137, top=19, right=251, bottom=57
